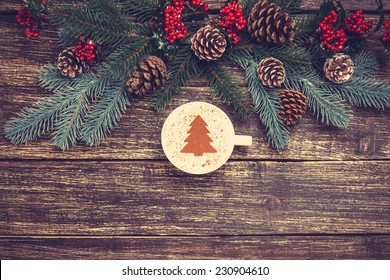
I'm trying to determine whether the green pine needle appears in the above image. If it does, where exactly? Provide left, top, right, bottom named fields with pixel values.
left=272, top=0, right=303, bottom=14
left=82, top=79, right=129, bottom=146
left=285, top=72, right=352, bottom=128
left=152, top=43, right=198, bottom=112
left=204, top=62, right=253, bottom=119
left=351, top=52, right=379, bottom=78
left=105, top=37, right=152, bottom=80
left=233, top=43, right=312, bottom=74
left=294, top=13, right=319, bottom=44
left=314, top=52, right=389, bottom=110
left=246, top=61, right=289, bottom=149
left=51, top=86, right=92, bottom=150
left=5, top=65, right=96, bottom=148
left=50, top=1, right=151, bottom=48
left=119, top=0, right=160, bottom=22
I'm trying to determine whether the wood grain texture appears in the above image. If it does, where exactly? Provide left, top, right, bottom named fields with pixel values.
left=1, top=0, right=390, bottom=260
left=1, top=15, right=390, bottom=160
left=1, top=160, right=389, bottom=235
left=1, top=235, right=390, bottom=259
left=1, top=0, right=389, bottom=12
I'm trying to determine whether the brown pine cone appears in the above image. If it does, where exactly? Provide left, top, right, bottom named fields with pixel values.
left=257, top=57, right=285, bottom=88
left=279, top=89, right=307, bottom=126
left=126, top=56, right=167, bottom=96
left=57, top=48, right=89, bottom=78
left=324, top=53, right=354, bottom=84
left=191, top=25, right=227, bottom=61
left=247, top=0, right=296, bottom=44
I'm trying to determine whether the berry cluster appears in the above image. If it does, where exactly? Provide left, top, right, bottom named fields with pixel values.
left=16, top=6, right=39, bottom=38
left=319, top=10, right=347, bottom=51
left=73, top=39, right=97, bottom=63
left=344, top=10, right=373, bottom=35
left=219, top=1, right=246, bottom=44
left=164, top=0, right=209, bottom=44
left=381, top=18, right=390, bottom=43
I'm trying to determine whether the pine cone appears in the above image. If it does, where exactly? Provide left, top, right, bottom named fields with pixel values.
left=57, top=48, right=89, bottom=78
left=191, top=25, right=227, bottom=61
left=279, top=89, right=307, bottom=126
left=257, top=57, right=285, bottom=88
left=126, top=56, right=167, bottom=96
left=324, top=53, right=354, bottom=84
left=247, top=0, right=296, bottom=44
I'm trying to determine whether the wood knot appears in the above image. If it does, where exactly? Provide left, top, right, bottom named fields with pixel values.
left=357, top=134, right=376, bottom=155
left=260, top=196, right=281, bottom=212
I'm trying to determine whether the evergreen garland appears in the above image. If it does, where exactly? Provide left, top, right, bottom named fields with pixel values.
left=6, top=0, right=390, bottom=150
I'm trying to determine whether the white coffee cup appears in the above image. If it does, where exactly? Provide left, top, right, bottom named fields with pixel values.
left=161, top=102, right=252, bottom=174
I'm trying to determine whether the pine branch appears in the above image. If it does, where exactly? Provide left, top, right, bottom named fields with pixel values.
left=273, top=0, right=302, bottom=14
left=351, top=52, right=379, bottom=78
left=222, top=47, right=253, bottom=69
left=81, top=79, right=129, bottom=146
left=5, top=96, right=65, bottom=145
left=51, top=83, right=93, bottom=150
left=246, top=61, right=289, bottom=149
left=119, top=0, right=160, bottom=22
left=5, top=65, right=96, bottom=147
left=294, top=13, right=319, bottom=44
left=204, top=62, right=253, bottom=119
left=105, top=37, right=152, bottom=80
left=49, top=2, right=151, bottom=48
left=285, top=72, right=351, bottom=128
left=152, top=43, right=198, bottom=111
left=235, top=43, right=312, bottom=74
left=321, top=78, right=390, bottom=109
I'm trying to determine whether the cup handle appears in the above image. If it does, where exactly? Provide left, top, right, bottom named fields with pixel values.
left=234, top=135, right=252, bottom=146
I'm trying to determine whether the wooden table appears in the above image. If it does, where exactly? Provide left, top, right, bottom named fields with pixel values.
left=1, top=0, right=389, bottom=259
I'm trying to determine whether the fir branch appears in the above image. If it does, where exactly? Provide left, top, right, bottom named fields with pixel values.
left=82, top=79, right=129, bottom=146
left=310, top=52, right=389, bottom=110
left=5, top=65, right=96, bottom=147
left=222, top=47, right=253, bottom=69
left=285, top=72, right=351, bottom=128
left=152, top=44, right=198, bottom=111
left=246, top=61, right=289, bottom=149
left=105, top=37, right=152, bottom=80
left=351, top=52, right=379, bottom=78
left=249, top=44, right=312, bottom=73
left=203, top=62, right=253, bottom=119
left=273, top=0, right=302, bottom=14
left=51, top=83, right=93, bottom=150
left=294, top=13, right=319, bottom=44
left=50, top=2, right=151, bottom=48
left=321, top=78, right=390, bottom=109
left=5, top=96, right=66, bottom=145
left=119, top=0, right=160, bottom=22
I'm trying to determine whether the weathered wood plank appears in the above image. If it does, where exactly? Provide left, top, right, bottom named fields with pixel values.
left=0, top=0, right=388, bottom=13
left=2, top=86, right=390, bottom=160
left=1, top=235, right=389, bottom=259
left=1, top=160, right=389, bottom=235
left=1, top=15, right=390, bottom=160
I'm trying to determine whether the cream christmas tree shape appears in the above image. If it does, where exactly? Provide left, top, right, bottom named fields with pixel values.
left=180, top=115, right=217, bottom=156
left=161, top=102, right=252, bottom=174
